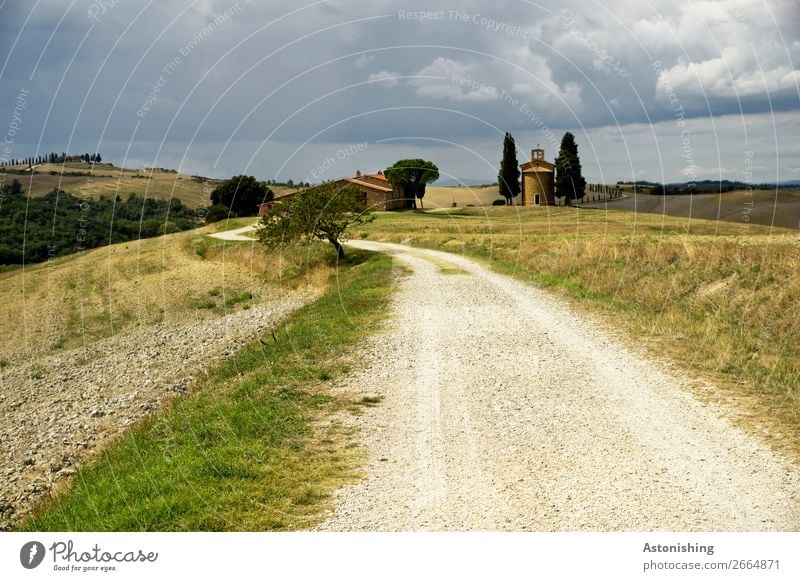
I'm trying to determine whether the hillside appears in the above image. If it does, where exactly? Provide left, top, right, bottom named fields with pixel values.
left=421, top=184, right=800, bottom=231
left=583, top=188, right=800, bottom=231
left=0, top=220, right=329, bottom=365
left=1, top=213, right=392, bottom=530
left=1, top=162, right=300, bottom=208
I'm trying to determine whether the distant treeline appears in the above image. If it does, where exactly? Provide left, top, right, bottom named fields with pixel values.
left=617, top=179, right=797, bottom=195
left=0, top=182, right=201, bottom=265
left=0, top=151, right=102, bottom=167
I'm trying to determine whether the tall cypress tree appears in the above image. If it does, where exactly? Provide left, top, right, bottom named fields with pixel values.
left=555, top=132, right=586, bottom=203
left=498, top=132, right=520, bottom=205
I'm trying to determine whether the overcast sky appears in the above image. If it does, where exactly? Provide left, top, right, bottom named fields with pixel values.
left=1, top=0, right=798, bottom=184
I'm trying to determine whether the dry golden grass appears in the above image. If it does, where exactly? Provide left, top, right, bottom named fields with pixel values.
left=0, top=220, right=332, bottom=364
left=587, top=186, right=800, bottom=230
left=4, top=163, right=299, bottom=208
left=361, top=206, right=800, bottom=455
left=423, top=184, right=501, bottom=208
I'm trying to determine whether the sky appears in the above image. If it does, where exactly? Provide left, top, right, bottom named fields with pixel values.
left=1, top=0, right=798, bottom=185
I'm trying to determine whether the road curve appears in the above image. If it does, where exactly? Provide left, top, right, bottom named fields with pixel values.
left=317, top=240, right=800, bottom=531
left=207, top=224, right=259, bottom=241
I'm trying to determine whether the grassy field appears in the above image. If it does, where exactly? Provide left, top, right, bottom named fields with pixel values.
left=0, top=218, right=328, bottom=365
left=23, top=249, right=395, bottom=531
left=584, top=188, right=800, bottom=231
left=423, top=183, right=800, bottom=231
left=424, top=184, right=501, bottom=208
left=2, top=162, right=299, bottom=208
left=357, top=206, right=800, bottom=456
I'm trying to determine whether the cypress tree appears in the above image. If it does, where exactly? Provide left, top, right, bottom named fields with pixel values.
left=554, top=132, right=586, bottom=203
left=498, top=132, right=521, bottom=205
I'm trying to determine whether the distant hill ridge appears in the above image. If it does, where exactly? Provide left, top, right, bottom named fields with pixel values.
left=616, top=179, right=800, bottom=190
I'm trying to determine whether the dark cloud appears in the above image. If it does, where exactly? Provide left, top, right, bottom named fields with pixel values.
left=1, top=0, right=797, bottom=182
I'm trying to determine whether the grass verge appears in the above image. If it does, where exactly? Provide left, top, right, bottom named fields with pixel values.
left=22, top=249, right=395, bottom=531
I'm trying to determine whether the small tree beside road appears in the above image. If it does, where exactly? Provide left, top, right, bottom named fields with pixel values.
left=257, top=182, right=372, bottom=259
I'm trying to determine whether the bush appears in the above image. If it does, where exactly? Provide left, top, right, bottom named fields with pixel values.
left=210, top=175, right=273, bottom=217
left=205, top=204, right=234, bottom=223
left=492, top=199, right=506, bottom=206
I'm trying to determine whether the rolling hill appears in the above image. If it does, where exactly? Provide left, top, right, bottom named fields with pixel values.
left=1, top=162, right=299, bottom=208
left=422, top=184, right=800, bottom=231
left=582, top=188, right=800, bottom=230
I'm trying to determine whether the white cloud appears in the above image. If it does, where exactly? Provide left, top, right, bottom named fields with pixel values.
left=649, top=0, right=800, bottom=98
left=367, top=70, right=402, bottom=87
left=658, top=50, right=800, bottom=98
left=410, top=58, right=499, bottom=102
left=351, top=54, right=376, bottom=69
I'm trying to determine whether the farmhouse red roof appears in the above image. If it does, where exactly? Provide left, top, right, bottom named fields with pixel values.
left=344, top=177, right=393, bottom=192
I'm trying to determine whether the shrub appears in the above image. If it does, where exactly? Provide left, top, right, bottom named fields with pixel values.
left=205, top=204, right=233, bottom=223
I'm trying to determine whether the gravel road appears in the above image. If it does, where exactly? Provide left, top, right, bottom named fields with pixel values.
left=208, top=224, right=258, bottom=241
left=318, top=240, right=800, bottom=531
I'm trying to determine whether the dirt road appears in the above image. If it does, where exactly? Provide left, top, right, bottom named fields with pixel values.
left=207, top=224, right=258, bottom=241
left=318, top=240, right=800, bottom=531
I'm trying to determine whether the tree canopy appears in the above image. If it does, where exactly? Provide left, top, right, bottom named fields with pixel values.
left=210, top=175, right=273, bottom=217
left=498, top=132, right=521, bottom=205
left=257, top=181, right=372, bottom=259
left=205, top=204, right=233, bottom=223
left=384, top=159, right=439, bottom=209
left=0, top=187, right=200, bottom=265
left=554, top=132, right=586, bottom=203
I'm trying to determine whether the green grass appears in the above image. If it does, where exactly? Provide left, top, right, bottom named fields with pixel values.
left=194, top=289, right=253, bottom=311
left=22, top=249, right=395, bottom=531
left=223, top=290, right=253, bottom=307
left=212, top=216, right=260, bottom=232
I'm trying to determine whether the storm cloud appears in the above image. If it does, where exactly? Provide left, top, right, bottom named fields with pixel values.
left=1, top=0, right=797, bottom=183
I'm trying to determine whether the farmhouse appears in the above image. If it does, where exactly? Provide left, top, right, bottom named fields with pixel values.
left=258, top=170, right=404, bottom=216
left=334, top=170, right=404, bottom=210
left=520, top=147, right=555, bottom=205
left=258, top=192, right=294, bottom=216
